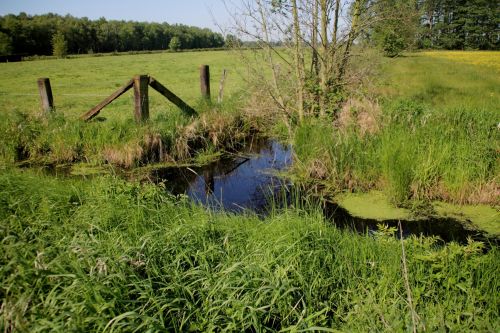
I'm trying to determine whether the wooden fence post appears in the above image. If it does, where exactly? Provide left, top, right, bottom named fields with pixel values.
left=133, top=75, right=149, bottom=122
left=218, top=69, right=228, bottom=104
left=37, top=78, right=54, bottom=112
left=200, top=65, right=210, bottom=101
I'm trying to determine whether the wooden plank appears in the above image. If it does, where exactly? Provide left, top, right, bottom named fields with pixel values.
left=80, top=78, right=134, bottom=121
left=200, top=64, right=210, bottom=100
left=148, top=77, right=197, bottom=116
left=37, top=78, right=54, bottom=112
left=133, top=75, right=149, bottom=122
left=218, top=69, right=228, bottom=104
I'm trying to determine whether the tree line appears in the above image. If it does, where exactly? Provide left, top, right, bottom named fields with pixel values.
left=417, top=0, right=498, bottom=50
left=364, top=0, right=498, bottom=56
left=0, top=13, right=225, bottom=56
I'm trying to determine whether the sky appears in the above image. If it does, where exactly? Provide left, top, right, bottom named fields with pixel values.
left=0, top=0, right=234, bottom=32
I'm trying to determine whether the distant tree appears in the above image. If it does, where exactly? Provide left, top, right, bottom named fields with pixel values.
left=225, top=34, right=241, bottom=47
left=51, top=30, right=67, bottom=58
left=417, top=0, right=499, bottom=50
left=0, top=13, right=225, bottom=56
left=169, top=36, right=181, bottom=51
left=0, top=31, right=12, bottom=55
left=361, top=0, right=420, bottom=57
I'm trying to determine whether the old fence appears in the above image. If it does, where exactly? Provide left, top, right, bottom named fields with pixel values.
left=36, top=65, right=228, bottom=123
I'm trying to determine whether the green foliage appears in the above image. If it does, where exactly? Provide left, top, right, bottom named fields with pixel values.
left=361, top=0, right=420, bottom=55
left=168, top=36, right=181, bottom=51
left=51, top=30, right=67, bottom=58
left=293, top=53, right=500, bottom=205
left=0, top=168, right=498, bottom=331
left=0, top=31, right=12, bottom=55
left=224, top=34, right=241, bottom=48
left=382, top=30, right=406, bottom=57
left=0, top=13, right=225, bottom=56
left=361, top=0, right=499, bottom=51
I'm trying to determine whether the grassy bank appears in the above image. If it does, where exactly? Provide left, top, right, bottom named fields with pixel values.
left=0, top=102, right=260, bottom=167
left=0, top=51, right=271, bottom=167
left=1, top=167, right=498, bottom=332
left=292, top=51, right=499, bottom=209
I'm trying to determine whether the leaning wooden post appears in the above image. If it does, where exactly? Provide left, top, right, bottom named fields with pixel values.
left=200, top=65, right=210, bottom=101
left=37, top=78, right=54, bottom=112
left=133, top=75, right=149, bottom=122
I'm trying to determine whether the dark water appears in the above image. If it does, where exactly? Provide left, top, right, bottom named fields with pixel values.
left=150, top=138, right=496, bottom=245
left=150, top=139, right=292, bottom=214
left=36, top=138, right=496, bottom=245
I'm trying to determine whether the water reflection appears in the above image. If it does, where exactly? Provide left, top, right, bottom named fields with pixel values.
left=151, top=139, right=292, bottom=213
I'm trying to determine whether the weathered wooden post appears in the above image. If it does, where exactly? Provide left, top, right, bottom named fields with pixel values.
left=133, top=75, right=149, bottom=122
left=37, top=78, right=54, bottom=112
left=200, top=65, right=210, bottom=101
left=218, top=69, right=228, bottom=104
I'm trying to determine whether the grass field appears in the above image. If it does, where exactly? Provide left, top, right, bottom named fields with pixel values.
left=0, top=51, right=246, bottom=118
left=1, top=51, right=499, bottom=331
left=0, top=51, right=259, bottom=167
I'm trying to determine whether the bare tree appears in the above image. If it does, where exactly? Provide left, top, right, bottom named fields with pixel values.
left=224, top=0, right=373, bottom=120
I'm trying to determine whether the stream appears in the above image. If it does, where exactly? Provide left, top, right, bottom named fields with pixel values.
left=39, top=138, right=496, bottom=245
left=149, top=138, right=497, bottom=245
left=150, top=138, right=292, bottom=214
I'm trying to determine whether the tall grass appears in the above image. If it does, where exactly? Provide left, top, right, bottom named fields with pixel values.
left=293, top=52, right=500, bottom=206
left=0, top=93, right=262, bottom=168
left=0, top=167, right=498, bottom=332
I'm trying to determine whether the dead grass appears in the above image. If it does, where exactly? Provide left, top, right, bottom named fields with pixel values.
left=103, top=142, right=144, bottom=168
left=337, top=98, right=381, bottom=136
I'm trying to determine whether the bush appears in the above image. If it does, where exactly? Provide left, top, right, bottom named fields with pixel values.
left=52, top=31, right=68, bottom=58
left=382, top=31, right=405, bottom=58
left=169, top=36, right=181, bottom=51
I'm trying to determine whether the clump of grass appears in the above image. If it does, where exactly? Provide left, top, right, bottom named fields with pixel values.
left=0, top=167, right=498, bottom=331
left=293, top=98, right=499, bottom=206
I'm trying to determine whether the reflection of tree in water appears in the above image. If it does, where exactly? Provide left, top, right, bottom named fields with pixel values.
left=151, top=139, right=292, bottom=213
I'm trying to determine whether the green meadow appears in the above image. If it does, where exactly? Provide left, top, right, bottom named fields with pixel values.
left=0, top=51, right=254, bottom=167
left=1, top=51, right=499, bottom=331
left=0, top=50, right=245, bottom=117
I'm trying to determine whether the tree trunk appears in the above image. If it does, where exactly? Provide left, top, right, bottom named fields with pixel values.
left=319, top=0, right=329, bottom=117
left=311, top=0, right=319, bottom=77
left=256, top=0, right=285, bottom=110
left=337, top=0, right=361, bottom=89
left=292, top=0, right=305, bottom=121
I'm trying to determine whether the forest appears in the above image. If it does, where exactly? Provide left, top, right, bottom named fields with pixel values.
left=0, top=13, right=226, bottom=56
left=416, top=0, right=499, bottom=50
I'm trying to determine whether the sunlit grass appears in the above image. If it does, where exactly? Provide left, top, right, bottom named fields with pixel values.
left=0, top=50, right=247, bottom=120
left=0, top=51, right=257, bottom=167
left=420, top=50, right=500, bottom=71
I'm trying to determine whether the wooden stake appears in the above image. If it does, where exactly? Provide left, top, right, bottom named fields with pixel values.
left=218, top=69, right=228, bottom=104
left=149, top=77, right=197, bottom=116
left=134, top=75, right=149, bottom=122
left=81, top=78, right=134, bottom=121
left=200, top=65, right=210, bottom=100
left=37, top=78, right=54, bottom=112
